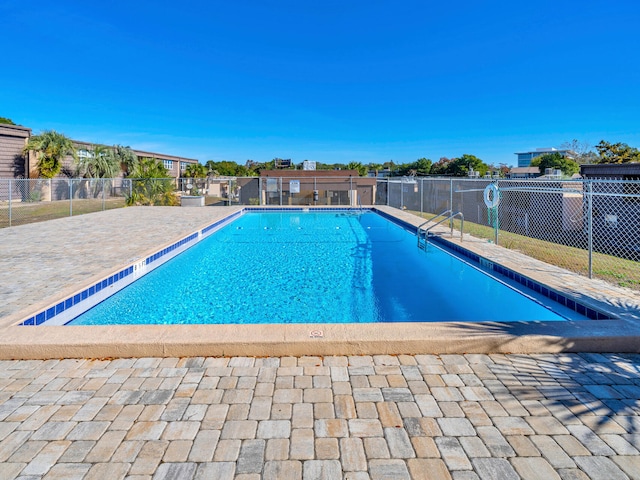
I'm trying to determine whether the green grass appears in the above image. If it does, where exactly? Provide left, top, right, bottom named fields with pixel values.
left=408, top=209, right=640, bottom=291
left=0, top=198, right=126, bottom=228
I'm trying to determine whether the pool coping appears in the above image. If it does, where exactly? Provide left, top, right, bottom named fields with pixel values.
left=1, top=205, right=639, bottom=358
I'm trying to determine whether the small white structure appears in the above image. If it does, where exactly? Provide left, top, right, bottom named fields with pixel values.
left=181, top=196, right=205, bottom=207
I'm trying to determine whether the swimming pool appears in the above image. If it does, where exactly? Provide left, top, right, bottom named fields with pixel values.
left=50, top=210, right=589, bottom=326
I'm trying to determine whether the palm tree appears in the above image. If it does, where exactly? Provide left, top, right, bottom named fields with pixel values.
left=183, top=163, right=208, bottom=178
left=77, top=145, right=121, bottom=179
left=75, top=145, right=122, bottom=198
left=183, top=163, right=208, bottom=195
left=23, top=130, right=76, bottom=178
left=129, top=157, right=169, bottom=178
left=346, top=162, right=367, bottom=176
left=126, top=158, right=178, bottom=206
left=110, top=145, right=138, bottom=176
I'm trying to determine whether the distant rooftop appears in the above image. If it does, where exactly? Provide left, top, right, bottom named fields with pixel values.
left=515, top=147, right=577, bottom=167
left=514, top=147, right=573, bottom=155
left=510, top=167, right=540, bottom=173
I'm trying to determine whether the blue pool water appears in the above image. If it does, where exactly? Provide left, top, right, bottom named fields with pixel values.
left=69, top=211, right=578, bottom=325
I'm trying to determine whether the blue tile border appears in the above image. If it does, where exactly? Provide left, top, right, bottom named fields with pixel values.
left=243, top=207, right=371, bottom=214
left=370, top=208, right=611, bottom=321
left=20, top=212, right=244, bottom=326
left=427, top=235, right=610, bottom=321
left=19, top=207, right=609, bottom=326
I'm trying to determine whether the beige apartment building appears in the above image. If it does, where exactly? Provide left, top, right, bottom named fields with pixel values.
left=0, top=124, right=31, bottom=178
left=0, top=123, right=199, bottom=179
left=70, top=140, right=199, bottom=179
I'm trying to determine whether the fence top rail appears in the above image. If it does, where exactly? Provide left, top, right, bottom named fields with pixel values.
left=376, top=177, right=640, bottom=184
left=3, top=176, right=640, bottom=186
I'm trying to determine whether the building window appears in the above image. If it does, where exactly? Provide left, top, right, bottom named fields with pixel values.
left=517, top=153, right=532, bottom=167
left=163, top=160, right=173, bottom=171
left=180, top=162, right=187, bottom=172
left=78, top=149, right=93, bottom=159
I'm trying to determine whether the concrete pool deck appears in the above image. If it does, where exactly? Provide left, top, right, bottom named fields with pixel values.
left=0, top=206, right=639, bottom=359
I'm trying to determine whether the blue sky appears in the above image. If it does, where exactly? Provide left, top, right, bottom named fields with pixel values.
left=2, top=0, right=639, bottom=167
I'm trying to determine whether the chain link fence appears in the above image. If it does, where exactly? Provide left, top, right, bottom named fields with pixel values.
left=0, top=178, right=129, bottom=227
left=379, top=177, right=640, bottom=290
left=2, top=175, right=638, bottom=290
left=0, top=175, right=369, bottom=226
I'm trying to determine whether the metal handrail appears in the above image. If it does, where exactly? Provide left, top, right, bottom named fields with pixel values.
left=418, top=211, right=464, bottom=250
left=424, top=212, right=464, bottom=240
left=417, top=209, right=452, bottom=247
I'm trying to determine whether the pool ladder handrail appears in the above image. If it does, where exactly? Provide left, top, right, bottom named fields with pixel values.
left=350, top=194, right=364, bottom=214
left=417, top=210, right=464, bottom=250
left=416, top=209, right=451, bottom=248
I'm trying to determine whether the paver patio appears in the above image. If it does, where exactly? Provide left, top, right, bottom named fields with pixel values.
left=1, top=207, right=640, bottom=477
left=1, top=353, right=639, bottom=479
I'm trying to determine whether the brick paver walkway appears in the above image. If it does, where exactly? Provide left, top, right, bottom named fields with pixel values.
left=1, top=353, right=639, bottom=479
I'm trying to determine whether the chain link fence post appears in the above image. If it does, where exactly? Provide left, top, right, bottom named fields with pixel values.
left=386, top=179, right=389, bottom=205
left=495, top=179, right=500, bottom=245
left=8, top=179, right=12, bottom=227
left=587, top=180, right=593, bottom=278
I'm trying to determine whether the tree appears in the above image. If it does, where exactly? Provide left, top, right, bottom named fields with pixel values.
left=595, top=140, right=640, bottom=164
left=23, top=130, right=76, bottom=178
left=0, top=116, right=15, bottom=125
left=77, top=145, right=121, bottom=178
left=205, top=160, right=249, bottom=176
left=126, top=158, right=178, bottom=206
left=445, top=154, right=488, bottom=177
left=130, top=157, right=169, bottom=178
left=109, top=145, right=138, bottom=175
left=560, top=139, right=597, bottom=164
left=205, top=160, right=219, bottom=176
left=497, top=163, right=510, bottom=177
left=411, top=158, right=432, bottom=176
left=244, top=160, right=262, bottom=176
left=183, top=163, right=208, bottom=178
left=382, top=160, right=396, bottom=170
left=346, top=162, right=367, bottom=176
left=183, top=163, right=208, bottom=196
left=394, top=158, right=432, bottom=177
left=394, top=162, right=411, bottom=176
left=430, top=157, right=452, bottom=175
left=427, top=155, right=489, bottom=177
left=531, top=152, right=579, bottom=176
left=366, top=162, right=381, bottom=173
